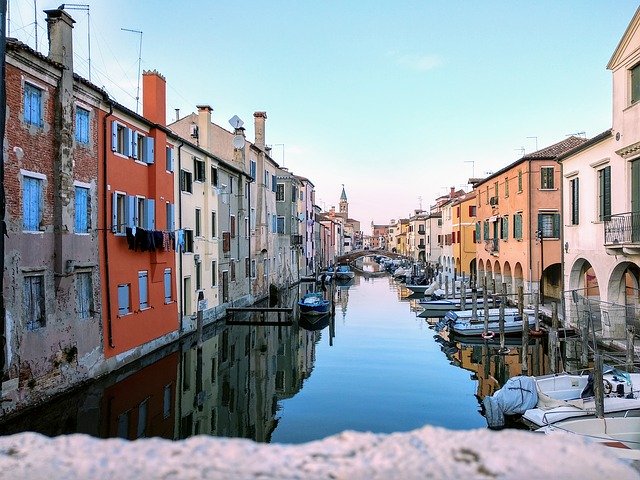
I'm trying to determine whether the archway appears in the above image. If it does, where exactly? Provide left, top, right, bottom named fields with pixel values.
left=478, top=259, right=485, bottom=287
left=607, top=261, right=640, bottom=334
left=567, top=258, right=602, bottom=333
left=484, top=259, right=493, bottom=290
left=493, top=262, right=503, bottom=294
left=541, top=263, right=562, bottom=305
left=503, top=261, right=513, bottom=298
left=514, top=262, right=524, bottom=299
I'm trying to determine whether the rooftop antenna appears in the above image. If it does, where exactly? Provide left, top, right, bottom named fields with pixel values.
left=60, top=4, right=90, bottom=81
left=515, top=147, right=525, bottom=157
left=527, top=136, right=538, bottom=151
left=567, top=131, right=586, bottom=138
left=33, top=0, right=37, bottom=51
left=464, top=160, right=475, bottom=177
left=121, top=27, right=143, bottom=113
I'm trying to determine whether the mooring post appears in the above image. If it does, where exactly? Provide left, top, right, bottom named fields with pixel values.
left=533, top=292, right=539, bottom=332
left=460, top=283, right=466, bottom=311
left=499, top=283, right=506, bottom=350
left=581, top=302, right=590, bottom=368
left=471, top=287, right=478, bottom=321
left=483, top=287, right=489, bottom=336
left=548, top=303, right=559, bottom=374
left=521, top=286, right=529, bottom=374
left=492, top=279, right=496, bottom=297
left=594, top=352, right=605, bottom=419
left=627, top=326, right=635, bottom=373
left=445, top=279, right=449, bottom=299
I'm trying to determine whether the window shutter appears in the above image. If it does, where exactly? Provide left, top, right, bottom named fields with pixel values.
left=111, top=121, right=118, bottom=151
left=75, top=187, right=88, bottom=232
left=223, top=232, right=230, bottom=252
left=553, top=213, right=560, bottom=238
left=139, top=272, right=148, bottom=309
left=603, top=166, right=611, bottom=221
left=23, top=177, right=36, bottom=230
left=167, top=203, right=175, bottom=231
left=124, top=128, right=132, bottom=157
left=126, top=195, right=136, bottom=228
left=537, top=213, right=543, bottom=237
left=144, top=199, right=155, bottom=230
left=272, top=174, right=276, bottom=192
left=166, top=147, right=174, bottom=172
left=131, top=132, right=139, bottom=159
left=117, top=285, right=129, bottom=315
left=111, top=192, right=118, bottom=232
left=145, top=137, right=155, bottom=164
left=164, top=270, right=172, bottom=303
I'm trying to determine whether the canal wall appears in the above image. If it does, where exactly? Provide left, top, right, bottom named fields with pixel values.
left=0, top=424, right=637, bottom=479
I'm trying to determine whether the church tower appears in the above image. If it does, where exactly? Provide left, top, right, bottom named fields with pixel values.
left=339, top=184, right=348, bottom=218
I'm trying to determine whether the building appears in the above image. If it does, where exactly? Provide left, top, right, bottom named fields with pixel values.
left=452, top=191, right=478, bottom=281
left=558, top=7, right=640, bottom=337
left=474, top=136, right=585, bottom=299
left=408, top=211, right=428, bottom=262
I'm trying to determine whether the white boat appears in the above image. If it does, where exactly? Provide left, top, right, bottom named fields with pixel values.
left=484, top=368, right=640, bottom=429
left=537, top=417, right=640, bottom=460
left=417, top=296, right=500, bottom=313
left=405, top=282, right=437, bottom=295
left=443, top=308, right=537, bottom=336
left=333, top=265, right=355, bottom=281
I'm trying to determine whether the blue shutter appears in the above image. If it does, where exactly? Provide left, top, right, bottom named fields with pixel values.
left=144, top=199, right=156, bottom=230
left=111, top=121, right=118, bottom=151
left=111, top=192, right=118, bottom=232
left=117, top=285, right=129, bottom=315
left=75, top=187, right=88, bottom=233
left=138, top=272, right=148, bottom=309
left=124, top=128, right=132, bottom=157
left=33, top=89, right=41, bottom=125
left=145, top=137, right=155, bottom=164
left=272, top=175, right=276, bottom=192
left=126, top=195, right=136, bottom=228
left=131, top=132, right=139, bottom=159
left=23, top=177, right=39, bottom=230
left=167, top=203, right=175, bottom=231
left=166, top=147, right=174, bottom=172
left=164, top=270, right=172, bottom=303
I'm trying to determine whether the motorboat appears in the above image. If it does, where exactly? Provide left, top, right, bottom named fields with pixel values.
left=417, top=296, right=500, bottom=314
left=298, top=292, right=330, bottom=316
left=537, top=417, right=640, bottom=460
left=439, top=308, right=537, bottom=336
left=482, top=367, right=640, bottom=428
left=333, top=265, right=355, bottom=281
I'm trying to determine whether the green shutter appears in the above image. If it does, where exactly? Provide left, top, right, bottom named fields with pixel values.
left=553, top=213, right=560, bottom=238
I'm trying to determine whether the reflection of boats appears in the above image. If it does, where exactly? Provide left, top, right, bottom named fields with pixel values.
left=440, top=308, right=537, bottom=336
left=298, top=292, right=330, bottom=316
left=334, top=265, right=355, bottom=281
left=537, top=417, right=640, bottom=460
left=298, top=312, right=331, bottom=331
left=483, top=368, right=640, bottom=428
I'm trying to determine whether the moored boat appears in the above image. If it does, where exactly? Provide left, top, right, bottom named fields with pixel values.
left=334, top=265, right=355, bottom=281
left=298, top=292, right=330, bottom=316
left=440, top=308, right=537, bottom=336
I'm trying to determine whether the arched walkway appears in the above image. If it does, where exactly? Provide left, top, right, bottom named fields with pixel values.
left=503, top=261, right=513, bottom=297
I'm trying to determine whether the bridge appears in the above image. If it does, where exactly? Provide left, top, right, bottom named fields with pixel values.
left=336, top=249, right=412, bottom=265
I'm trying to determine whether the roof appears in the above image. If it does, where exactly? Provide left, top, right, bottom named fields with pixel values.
left=475, top=136, right=587, bottom=187
left=556, top=130, right=613, bottom=163
left=340, top=185, right=347, bottom=201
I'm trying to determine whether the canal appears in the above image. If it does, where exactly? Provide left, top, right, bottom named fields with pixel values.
left=0, top=266, right=552, bottom=443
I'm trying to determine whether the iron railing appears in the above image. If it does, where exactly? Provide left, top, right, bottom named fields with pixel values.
left=604, top=211, right=640, bottom=245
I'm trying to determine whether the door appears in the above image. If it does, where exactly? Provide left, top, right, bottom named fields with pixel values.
left=222, top=271, right=229, bottom=303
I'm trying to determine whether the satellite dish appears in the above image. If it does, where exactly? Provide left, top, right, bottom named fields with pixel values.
left=228, top=115, right=244, bottom=129
left=232, top=135, right=244, bottom=149
left=298, top=213, right=305, bottom=222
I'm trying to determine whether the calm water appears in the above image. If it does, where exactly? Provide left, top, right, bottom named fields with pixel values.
left=0, top=271, right=550, bottom=443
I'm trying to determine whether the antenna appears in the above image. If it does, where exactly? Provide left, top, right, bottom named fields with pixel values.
left=515, top=147, right=525, bottom=157
left=34, top=0, right=37, bottom=51
left=60, top=4, right=90, bottom=81
left=526, top=136, right=538, bottom=151
left=121, top=27, right=143, bottom=113
left=567, top=131, right=586, bottom=138
left=464, top=160, right=475, bottom=177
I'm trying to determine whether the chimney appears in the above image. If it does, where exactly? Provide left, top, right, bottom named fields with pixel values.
left=450, top=186, right=455, bottom=196
left=142, top=70, right=167, bottom=126
left=254, top=111, right=267, bottom=148
left=196, top=105, right=212, bottom=149
left=45, top=8, right=75, bottom=71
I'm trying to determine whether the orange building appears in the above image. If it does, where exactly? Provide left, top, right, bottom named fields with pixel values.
left=98, top=71, right=178, bottom=358
left=451, top=192, right=477, bottom=280
left=474, top=137, right=585, bottom=301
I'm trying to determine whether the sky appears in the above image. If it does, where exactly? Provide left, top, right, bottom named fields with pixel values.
left=9, top=1, right=640, bottom=234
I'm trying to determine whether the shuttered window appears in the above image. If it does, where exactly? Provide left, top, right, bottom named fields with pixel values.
left=117, top=283, right=130, bottom=315
left=166, top=147, right=174, bottom=172
left=23, top=176, right=43, bottom=231
left=632, top=63, right=640, bottom=104
left=24, top=83, right=42, bottom=126
left=598, top=166, right=611, bottom=221
left=75, top=107, right=90, bottom=144
left=538, top=212, right=560, bottom=238
left=541, top=167, right=555, bottom=189
left=483, top=221, right=489, bottom=241
left=74, top=186, right=90, bottom=233
left=166, top=203, right=175, bottom=232
left=230, top=215, right=236, bottom=238
left=76, top=272, right=93, bottom=319
left=138, top=271, right=149, bottom=309
left=514, top=213, right=523, bottom=239
left=501, top=216, right=509, bottom=240
left=570, top=178, right=579, bottom=225
left=24, top=274, right=46, bottom=330
left=164, top=269, right=172, bottom=304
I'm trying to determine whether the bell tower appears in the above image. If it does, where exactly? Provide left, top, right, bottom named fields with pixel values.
left=339, top=184, right=348, bottom=218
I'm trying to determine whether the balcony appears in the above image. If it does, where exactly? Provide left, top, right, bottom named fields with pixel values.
left=485, top=238, right=499, bottom=256
left=418, top=244, right=425, bottom=250
left=291, top=234, right=303, bottom=246
left=604, top=212, right=640, bottom=255
left=418, top=229, right=426, bottom=235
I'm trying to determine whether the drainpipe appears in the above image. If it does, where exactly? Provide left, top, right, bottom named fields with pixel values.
left=103, top=101, right=114, bottom=348
left=247, top=175, right=253, bottom=299
left=559, top=159, right=565, bottom=320
left=177, top=140, right=184, bottom=333
left=528, top=159, right=533, bottom=300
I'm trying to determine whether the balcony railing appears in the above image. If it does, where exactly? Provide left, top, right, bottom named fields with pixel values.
left=604, top=212, right=640, bottom=246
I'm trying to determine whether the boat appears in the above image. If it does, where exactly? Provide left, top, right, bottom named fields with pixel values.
left=537, top=417, right=640, bottom=460
left=483, top=367, right=640, bottom=428
left=298, top=292, right=330, bottom=316
left=417, top=296, right=500, bottom=314
left=439, top=308, right=537, bottom=336
left=405, top=281, right=438, bottom=295
left=334, top=265, right=355, bottom=281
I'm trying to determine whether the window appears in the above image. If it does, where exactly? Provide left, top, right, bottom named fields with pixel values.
left=475, top=222, right=481, bottom=243
left=251, top=259, right=256, bottom=278
left=538, top=212, right=560, bottom=238
left=230, top=215, right=236, bottom=238
left=166, top=147, right=174, bottom=172
left=500, top=216, right=509, bottom=240
left=272, top=174, right=277, bottom=193
left=74, top=186, right=90, bottom=233
left=469, top=205, right=476, bottom=217
left=195, top=261, right=202, bottom=290
left=133, top=133, right=154, bottom=164
left=483, top=221, right=489, bottom=241
left=276, top=216, right=285, bottom=234
left=570, top=177, right=579, bottom=225
left=291, top=185, right=297, bottom=203
left=211, top=261, right=217, bottom=286
left=195, top=208, right=202, bottom=237
left=244, top=217, right=249, bottom=238
left=541, top=167, right=554, bottom=189
left=138, top=271, right=149, bottom=309
left=518, top=170, right=523, bottom=192
left=493, top=181, right=498, bottom=198
left=184, top=229, right=194, bottom=253
left=271, top=215, right=277, bottom=233
left=211, top=211, right=217, bottom=238
left=245, top=257, right=250, bottom=278
left=230, top=260, right=236, bottom=282
left=263, top=258, right=268, bottom=278
left=112, top=192, right=128, bottom=234
left=137, top=399, right=148, bottom=439
left=180, top=170, right=193, bottom=193
left=23, top=175, right=43, bottom=231
left=504, top=177, right=509, bottom=197
left=276, top=184, right=285, bottom=202
left=136, top=197, right=145, bottom=228
left=598, top=166, right=611, bottom=222
left=76, top=272, right=93, bottom=319
left=75, top=107, right=89, bottom=144
left=164, top=269, right=172, bottom=304
left=24, top=274, right=45, bottom=330
left=194, top=158, right=205, bottom=182
left=210, top=166, right=218, bottom=187
left=264, top=169, right=269, bottom=186
left=166, top=203, right=175, bottom=232
left=632, top=63, right=640, bottom=104
left=117, top=283, right=131, bottom=315
left=514, top=213, right=523, bottom=239
left=132, top=197, right=155, bottom=230
left=250, top=160, right=256, bottom=180
left=112, top=121, right=132, bottom=156
left=24, top=83, right=42, bottom=126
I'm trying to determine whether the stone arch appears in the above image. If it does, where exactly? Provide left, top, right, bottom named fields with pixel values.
left=568, top=258, right=600, bottom=300
left=478, top=259, right=485, bottom=284
left=513, top=262, right=524, bottom=296
left=503, top=261, right=513, bottom=297
left=484, top=259, right=493, bottom=289
left=541, top=263, right=562, bottom=304
left=607, top=261, right=640, bottom=306
left=493, top=262, right=503, bottom=292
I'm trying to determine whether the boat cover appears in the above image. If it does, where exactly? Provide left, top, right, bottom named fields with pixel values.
left=483, top=376, right=538, bottom=428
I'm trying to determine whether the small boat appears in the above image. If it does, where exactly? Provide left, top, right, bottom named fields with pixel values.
left=334, top=265, right=355, bottom=281
left=483, top=367, right=640, bottom=428
left=537, top=417, right=640, bottom=460
left=298, top=292, right=330, bottom=316
left=440, top=308, right=537, bottom=336
left=405, top=281, right=438, bottom=295
left=417, top=296, right=500, bottom=314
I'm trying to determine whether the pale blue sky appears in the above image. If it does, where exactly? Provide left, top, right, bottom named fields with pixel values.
left=11, top=1, right=640, bottom=232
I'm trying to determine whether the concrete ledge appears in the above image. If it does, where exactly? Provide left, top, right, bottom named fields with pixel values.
left=0, top=425, right=638, bottom=479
